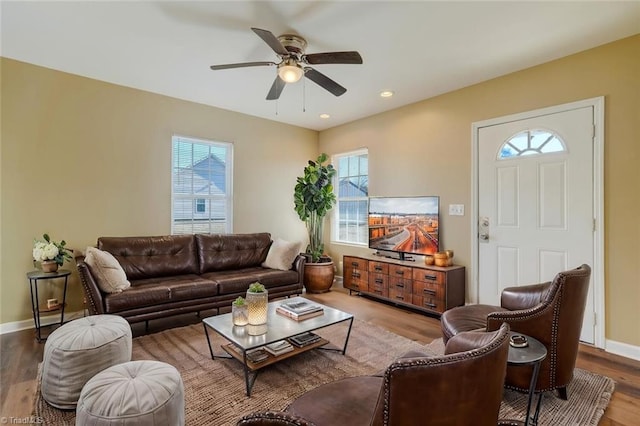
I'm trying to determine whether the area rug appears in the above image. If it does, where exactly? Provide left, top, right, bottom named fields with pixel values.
left=33, top=320, right=614, bottom=425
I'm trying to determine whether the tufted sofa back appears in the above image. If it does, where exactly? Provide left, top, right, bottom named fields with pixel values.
left=196, top=233, right=272, bottom=273
left=97, top=235, right=198, bottom=280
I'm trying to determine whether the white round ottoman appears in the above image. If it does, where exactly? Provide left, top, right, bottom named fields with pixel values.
left=41, top=314, right=132, bottom=409
left=76, top=360, right=185, bottom=426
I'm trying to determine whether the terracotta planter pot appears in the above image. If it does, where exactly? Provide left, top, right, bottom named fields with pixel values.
left=41, top=260, right=59, bottom=273
left=303, top=261, right=335, bottom=294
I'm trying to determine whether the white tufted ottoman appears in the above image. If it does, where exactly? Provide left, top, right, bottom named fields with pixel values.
left=76, top=360, right=185, bottom=425
left=41, top=314, right=132, bottom=409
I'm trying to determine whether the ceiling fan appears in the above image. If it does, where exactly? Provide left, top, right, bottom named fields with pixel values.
left=210, top=27, right=363, bottom=100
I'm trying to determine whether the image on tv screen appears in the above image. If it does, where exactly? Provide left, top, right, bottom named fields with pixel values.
left=368, top=196, right=439, bottom=256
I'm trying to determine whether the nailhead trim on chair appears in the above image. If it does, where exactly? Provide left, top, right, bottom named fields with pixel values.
left=487, top=270, right=579, bottom=394
left=380, top=325, right=510, bottom=425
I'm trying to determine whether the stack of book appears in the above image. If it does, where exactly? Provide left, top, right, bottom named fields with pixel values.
left=264, top=340, right=294, bottom=356
left=245, top=348, right=269, bottom=363
left=276, top=300, right=324, bottom=321
left=289, top=332, right=322, bottom=347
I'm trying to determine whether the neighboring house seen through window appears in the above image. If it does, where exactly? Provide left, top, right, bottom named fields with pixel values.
left=172, top=135, right=233, bottom=235
left=333, top=150, right=368, bottom=245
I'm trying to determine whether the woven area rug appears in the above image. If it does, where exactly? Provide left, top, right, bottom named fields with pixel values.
left=33, top=319, right=614, bottom=425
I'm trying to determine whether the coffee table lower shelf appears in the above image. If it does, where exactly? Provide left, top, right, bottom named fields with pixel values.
left=222, top=339, right=330, bottom=371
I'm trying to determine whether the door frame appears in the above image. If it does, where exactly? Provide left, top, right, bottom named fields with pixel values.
left=470, top=96, right=605, bottom=348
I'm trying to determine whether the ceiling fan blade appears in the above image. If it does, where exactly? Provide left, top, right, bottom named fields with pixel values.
left=251, top=27, right=289, bottom=56
left=303, top=51, right=363, bottom=65
left=304, top=68, right=347, bottom=97
left=210, top=61, right=276, bottom=71
left=266, top=76, right=286, bottom=100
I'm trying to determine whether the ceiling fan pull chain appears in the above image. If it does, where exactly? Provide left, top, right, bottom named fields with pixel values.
left=303, top=77, right=306, bottom=112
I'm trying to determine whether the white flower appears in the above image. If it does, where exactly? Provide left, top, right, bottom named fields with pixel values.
left=42, top=243, right=59, bottom=260
left=33, top=234, right=70, bottom=265
left=33, top=241, right=59, bottom=261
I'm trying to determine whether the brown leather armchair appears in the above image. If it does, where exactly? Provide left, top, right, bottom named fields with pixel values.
left=238, top=324, right=510, bottom=426
left=440, top=264, right=591, bottom=399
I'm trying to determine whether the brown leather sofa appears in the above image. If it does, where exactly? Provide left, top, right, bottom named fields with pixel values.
left=76, top=233, right=305, bottom=325
left=440, top=264, right=591, bottom=399
left=238, top=324, right=511, bottom=426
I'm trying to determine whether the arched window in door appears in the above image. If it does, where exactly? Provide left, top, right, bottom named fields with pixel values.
left=498, top=129, right=566, bottom=159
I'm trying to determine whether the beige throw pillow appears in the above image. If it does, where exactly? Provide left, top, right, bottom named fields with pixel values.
left=84, top=247, right=131, bottom=293
left=262, top=239, right=300, bottom=271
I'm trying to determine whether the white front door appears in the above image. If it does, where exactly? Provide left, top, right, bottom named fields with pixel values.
left=477, top=106, right=595, bottom=343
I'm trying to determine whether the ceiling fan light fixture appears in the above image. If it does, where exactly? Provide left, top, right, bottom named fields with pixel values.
left=278, top=63, right=304, bottom=83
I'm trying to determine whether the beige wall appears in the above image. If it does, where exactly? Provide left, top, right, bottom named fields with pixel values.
left=2, top=35, right=639, bottom=348
left=0, top=58, right=317, bottom=325
left=320, top=35, right=640, bottom=347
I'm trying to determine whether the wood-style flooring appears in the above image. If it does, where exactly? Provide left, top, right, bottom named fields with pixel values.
left=1, top=288, right=638, bottom=425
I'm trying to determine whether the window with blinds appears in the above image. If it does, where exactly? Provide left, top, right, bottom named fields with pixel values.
left=171, top=135, right=233, bottom=235
left=332, top=149, right=369, bottom=245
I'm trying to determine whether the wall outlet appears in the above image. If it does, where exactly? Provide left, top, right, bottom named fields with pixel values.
left=47, top=298, right=59, bottom=309
left=449, top=204, right=465, bottom=216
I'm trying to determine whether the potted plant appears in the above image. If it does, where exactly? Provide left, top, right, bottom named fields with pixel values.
left=294, top=153, right=337, bottom=293
left=231, top=296, right=248, bottom=326
left=33, top=233, right=72, bottom=273
left=245, top=282, right=268, bottom=326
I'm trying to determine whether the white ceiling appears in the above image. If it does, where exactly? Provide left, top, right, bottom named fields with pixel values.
left=2, top=1, right=639, bottom=131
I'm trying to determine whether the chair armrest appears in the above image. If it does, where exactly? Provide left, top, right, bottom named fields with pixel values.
left=237, top=411, right=316, bottom=426
left=500, top=281, right=552, bottom=310
left=486, top=294, right=557, bottom=340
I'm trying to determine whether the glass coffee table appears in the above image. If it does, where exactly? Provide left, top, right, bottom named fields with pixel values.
left=202, top=296, right=354, bottom=396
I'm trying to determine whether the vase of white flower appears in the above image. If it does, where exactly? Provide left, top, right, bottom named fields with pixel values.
left=33, top=233, right=72, bottom=272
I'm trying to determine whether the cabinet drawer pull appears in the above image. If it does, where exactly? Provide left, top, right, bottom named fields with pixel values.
left=375, top=278, right=384, bottom=284
left=352, top=272, right=360, bottom=278
left=424, top=302, right=437, bottom=308
left=424, top=274, right=437, bottom=281
left=395, top=270, right=405, bottom=275
left=423, top=289, right=436, bottom=296
left=395, top=295, right=404, bottom=300
left=374, top=266, right=383, bottom=271
left=351, top=262, right=359, bottom=267
left=396, top=283, right=404, bottom=288
left=374, top=290, right=382, bottom=295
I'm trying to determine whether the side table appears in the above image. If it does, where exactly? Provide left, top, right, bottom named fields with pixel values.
left=27, top=269, right=71, bottom=342
left=501, top=333, right=547, bottom=426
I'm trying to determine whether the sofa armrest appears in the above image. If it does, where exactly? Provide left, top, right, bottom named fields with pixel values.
left=237, top=411, right=316, bottom=426
left=500, top=281, right=552, bottom=310
left=75, top=254, right=106, bottom=315
left=292, top=254, right=306, bottom=286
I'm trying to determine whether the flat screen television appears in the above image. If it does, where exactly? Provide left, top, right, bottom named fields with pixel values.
left=368, top=196, right=440, bottom=260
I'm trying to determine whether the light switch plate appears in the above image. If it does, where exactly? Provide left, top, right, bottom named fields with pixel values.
left=449, top=204, right=465, bottom=216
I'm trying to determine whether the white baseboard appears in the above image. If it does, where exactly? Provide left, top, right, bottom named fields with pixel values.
left=605, top=339, right=640, bottom=362
left=0, top=310, right=85, bottom=335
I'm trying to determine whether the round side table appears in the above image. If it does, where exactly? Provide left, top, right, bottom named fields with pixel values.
left=504, top=333, right=547, bottom=426
left=27, top=269, right=71, bottom=342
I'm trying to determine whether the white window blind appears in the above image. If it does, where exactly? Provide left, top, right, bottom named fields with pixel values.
left=171, top=135, right=233, bottom=235
left=333, top=149, right=369, bottom=245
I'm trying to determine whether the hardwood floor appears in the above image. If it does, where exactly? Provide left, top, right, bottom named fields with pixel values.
left=1, top=288, right=639, bottom=425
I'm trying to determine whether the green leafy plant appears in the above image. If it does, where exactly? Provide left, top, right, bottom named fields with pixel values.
left=232, top=296, right=246, bottom=306
left=248, top=282, right=266, bottom=293
left=293, top=153, right=337, bottom=263
left=32, top=233, right=72, bottom=266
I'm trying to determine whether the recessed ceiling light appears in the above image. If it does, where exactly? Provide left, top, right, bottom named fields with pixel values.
left=380, top=91, right=394, bottom=98
left=319, top=113, right=330, bottom=119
